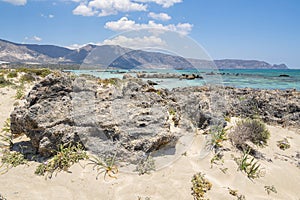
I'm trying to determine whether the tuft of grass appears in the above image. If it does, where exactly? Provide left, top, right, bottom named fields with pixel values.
left=87, top=153, right=118, bottom=180
left=277, top=138, right=290, bottom=150
left=135, top=155, right=156, bottom=175
left=235, top=150, right=262, bottom=179
left=230, top=118, right=270, bottom=150
left=0, top=118, right=13, bottom=150
left=264, top=185, right=277, bottom=195
left=35, top=143, right=88, bottom=179
left=0, top=150, right=27, bottom=174
left=15, top=83, right=25, bottom=100
left=191, top=172, right=212, bottom=200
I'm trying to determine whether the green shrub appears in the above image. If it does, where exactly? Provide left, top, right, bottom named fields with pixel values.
left=7, top=71, right=18, bottom=78
left=209, top=126, right=227, bottom=149
left=20, top=73, right=36, bottom=83
left=35, top=143, right=88, bottom=179
left=0, top=75, right=13, bottom=87
left=135, top=155, right=156, bottom=175
left=15, top=84, right=25, bottom=100
left=0, top=150, right=27, bottom=174
left=191, top=172, right=212, bottom=200
left=230, top=118, right=270, bottom=149
left=16, top=68, right=52, bottom=78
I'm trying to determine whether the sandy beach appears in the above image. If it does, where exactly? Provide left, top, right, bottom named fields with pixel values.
left=0, top=81, right=299, bottom=200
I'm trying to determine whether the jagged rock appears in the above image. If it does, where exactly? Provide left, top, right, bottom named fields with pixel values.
left=10, top=73, right=196, bottom=163
left=10, top=72, right=300, bottom=163
left=122, top=73, right=134, bottom=79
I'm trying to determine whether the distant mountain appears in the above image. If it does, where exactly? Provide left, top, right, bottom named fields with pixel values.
left=0, top=39, right=288, bottom=69
left=214, top=59, right=288, bottom=69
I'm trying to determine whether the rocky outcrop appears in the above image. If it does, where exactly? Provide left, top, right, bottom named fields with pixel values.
left=10, top=73, right=200, bottom=163
left=173, top=86, right=300, bottom=128
left=10, top=73, right=299, bottom=163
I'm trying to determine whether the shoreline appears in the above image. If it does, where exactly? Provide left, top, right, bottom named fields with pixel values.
left=0, top=70, right=299, bottom=200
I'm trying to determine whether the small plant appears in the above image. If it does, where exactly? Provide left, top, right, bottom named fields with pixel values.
left=15, top=84, right=25, bottom=100
left=35, top=143, right=88, bottom=179
left=0, top=75, right=13, bottom=87
left=227, top=188, right=246, bottom=199
left=224, top=115, right=231, bottom=122
left=88, top=153, right=118, bottom=180
left=168, top=107, right=176, bottom=115
left=228, top=188, right=238, bottom=196
left=209, top=126, right=227, bottom=149
left=237, top=195, right=246, bottom=200
left=0, top=150, right=27, bottom=174
left=235, top=150, right=262, bottom=179
left=277, top=138, right=290, bottom=150
left=135, top=155, right=156, bottom=175
left=210, top=152, right=224, bottom=168
left=191, top=172, right=212, bottom=200
left=264, top=185, right=277, bottom=195
left=0, top=118, right=13, bottom=150
left=230, top=118, right=270, bottom=150
left=219, top=167, right=228, bottom=174
left=7, top=71, right=18, bottom=78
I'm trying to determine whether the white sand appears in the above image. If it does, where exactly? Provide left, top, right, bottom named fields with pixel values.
left=0, top=86, right=299, bottom=200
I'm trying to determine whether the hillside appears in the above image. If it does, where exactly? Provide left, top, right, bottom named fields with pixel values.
left=0, top=39, right=288, bottom=69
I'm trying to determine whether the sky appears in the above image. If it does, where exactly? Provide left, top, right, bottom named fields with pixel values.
left=0, top=0, right=299, bottom=68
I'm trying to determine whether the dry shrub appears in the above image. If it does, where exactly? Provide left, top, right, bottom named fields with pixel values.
left=230, top=118, right=270, bottom=149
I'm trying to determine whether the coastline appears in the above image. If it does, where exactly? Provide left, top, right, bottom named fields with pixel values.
left=0, top=71, right=299, bottom=200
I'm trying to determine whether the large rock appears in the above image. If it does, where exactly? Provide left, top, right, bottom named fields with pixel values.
left=11, top=72, right=299, bottom=163
left=10, top=73, right=197, bottom=163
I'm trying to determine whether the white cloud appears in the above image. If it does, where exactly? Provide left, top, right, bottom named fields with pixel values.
left=41, top=14, right=55, bottom=19
left=148, top=12, right=171, bottom=21
left=66, top=43, right=92, bottom=49
left=25, top=36, right=42, bottom=42
left=66, top=35, right=166, bottom=50
left=102, top=35, right=166, bottom=49
left=73, top=3, right=98, bottom=16
left=72, top=0, right=147, bottom=17
left=134, top=0, right=182, bottom=8
left=2, top=0, right=26, bottom=6
left=105, top=17, right=193, bottom=35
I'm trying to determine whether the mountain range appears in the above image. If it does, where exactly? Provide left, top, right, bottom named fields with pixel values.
left=0, top=39, right=288, bottom=69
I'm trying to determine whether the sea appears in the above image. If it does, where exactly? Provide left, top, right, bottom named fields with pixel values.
left=68, top=69, right=300, bottom=90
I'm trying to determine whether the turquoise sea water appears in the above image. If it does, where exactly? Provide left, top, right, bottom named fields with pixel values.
left=68, top=69, right=300, bottom=90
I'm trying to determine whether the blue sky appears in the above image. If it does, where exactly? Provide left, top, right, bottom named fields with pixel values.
left=0, top=0, right=299, bottom=68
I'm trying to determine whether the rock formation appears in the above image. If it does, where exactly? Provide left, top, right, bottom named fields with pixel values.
left=10, top=73, right=299, bottom=164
